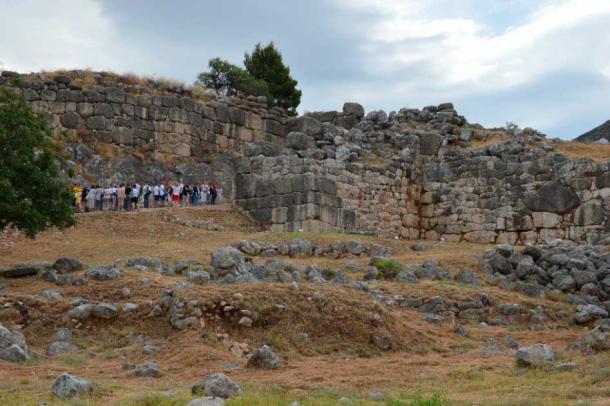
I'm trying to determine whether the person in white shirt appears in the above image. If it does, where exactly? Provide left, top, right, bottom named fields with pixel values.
left=131, top=183, right=140, bottom=210
left=160, top=183, right=166, bottom=207
left=153, top=184, right=160, bottom=208
left=110, top=185, right=117, bottom=210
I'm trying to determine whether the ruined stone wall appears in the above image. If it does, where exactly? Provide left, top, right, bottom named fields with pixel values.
left=2, top=70, right=609, bottom=244
left=234, top=155, right=419, bottom=236
left=418, top=146, right=610, bottom=244
left=0, top=70, right=288, bottom=196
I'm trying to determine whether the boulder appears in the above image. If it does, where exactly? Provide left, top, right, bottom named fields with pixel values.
left=68, top=304, right=93, bottom=319
left=48, top=341, right=78, bottom=356
left=1, top=262, right=51, bottom=278
left=515, top=343, right=554, bottom=367
left=210, top=247, right=245, bottom=270
left=87, top=265, right=121, bottom=281
left=573, top=200, right=604, bottom=226
left=53, top=257, right=85, bottom=273
left=93, top=303, right=118, bottom=319
left=193, top=373, right=241, bottom=399
left=524, top=181, right=580, bottom=214
left=246, top=345, right=282, bottom=369
left=52, top=328, right=72, bottom=342
left=420, top=133, right=442, bottom=155
left=51, top=373, right=92, bottom=398
left=343, top=102, right=365, bottom=118
left=286, top=132, right=315, bottom=150
left=0, top=344, right=28, bottom=362
left=133, top=360, right=161, bottom=377
left=573, top=304, right=609, bottom=324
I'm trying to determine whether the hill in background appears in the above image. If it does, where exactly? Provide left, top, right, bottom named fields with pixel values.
left=575, top=119, right=610, bottom=143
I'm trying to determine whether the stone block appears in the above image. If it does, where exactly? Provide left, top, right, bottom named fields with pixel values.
left=532, top=212, right=562, bottom=228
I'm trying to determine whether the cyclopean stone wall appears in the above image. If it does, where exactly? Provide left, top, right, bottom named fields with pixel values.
left=0, top=70, right=289, bottom=197
left=1, top=70, right=609, bottom=244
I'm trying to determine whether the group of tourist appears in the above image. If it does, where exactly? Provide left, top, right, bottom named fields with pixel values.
left=71, top=181, right=222, bottom=212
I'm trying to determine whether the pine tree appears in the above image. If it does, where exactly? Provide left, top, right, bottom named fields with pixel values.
left=0, top=89, right=75, bottom=238
left=244, top=42, right=301, bottom=114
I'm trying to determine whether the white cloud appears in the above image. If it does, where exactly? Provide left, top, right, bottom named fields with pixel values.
left=0, top=0, right=136, bottom=73
left=338, top=0, right=610, bottom=91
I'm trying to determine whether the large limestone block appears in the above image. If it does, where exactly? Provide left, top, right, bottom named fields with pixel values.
left=573, top=200, right=604, bottom=226
left=524, top=181, right=580, bottom=214
left=532, top=212, right=562, bottom=228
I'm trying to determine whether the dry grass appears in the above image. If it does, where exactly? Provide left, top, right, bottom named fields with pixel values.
left=468, top=133, right=506, bottom=149
left=557, top=141, right=610, bottom=163
left=0, top=207, right=608, bottom=405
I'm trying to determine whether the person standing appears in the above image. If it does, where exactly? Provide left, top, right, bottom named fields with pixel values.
left=131, top=182, right=140, bottom=210
left=110, top=184, right=118, bottom=210
left=103, top=186, right=112, bottom=211
left=117, top=184, right=126, bottom=211
left=210, top=181, right=218, bottom=205
left=95, top=185, right=104, bottom=211
left=125, top=184, right=132, bottom=211
left=86, top=186, right=96, bottom=212
left=73, top=184, right=81, bottom=212
left=153, top=184, right=160, bottom=208
left=171, top=182, right=181, bottom=207
left=160, top=183, right=166, bottom=207
left=143, top=183, right=151, bottom=209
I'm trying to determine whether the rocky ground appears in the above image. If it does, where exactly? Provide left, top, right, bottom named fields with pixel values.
left=0, top=206, right=609, bottom=405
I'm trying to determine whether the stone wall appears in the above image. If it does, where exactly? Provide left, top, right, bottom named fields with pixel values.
left=0, top=70, right=288, bottom=196
left=2, top=70, right=609, bottom=244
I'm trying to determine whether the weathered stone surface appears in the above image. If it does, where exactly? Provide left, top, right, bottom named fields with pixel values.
left=87, top=265, right=121, bottom=280
left=420, top=133, right=442, bottom=155
left=193, top=373, right=241, bottom=399
left=52, top=373, right=92, bottom=398
left=53, top=257, right=85, bottom=273
left=525, top=181, right=581, bottom=214
left=515, top=343, right=554, bottom=367
left=211, top=247, right=245, bottom=269
left=342, top=102, right=365, bottom=118
left=573, top=200, right=604, bottom=226
left=246, top=345, right=282, bottom=369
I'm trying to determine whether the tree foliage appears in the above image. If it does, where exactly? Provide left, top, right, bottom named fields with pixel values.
left=0, top=89, right=75, bottom=238
left=244, top=42, right=301, bottom=114
left=197, top=43, right=302, bottom=114
left=196, top=57, right=269, bottom=98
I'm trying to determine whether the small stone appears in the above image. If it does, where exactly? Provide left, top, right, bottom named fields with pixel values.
left=551, top=362, right=576, bottom=372
left=52, top=328, right=72, bottom=343
left=367, top=391, right=385, bottom=401
left=238, top=317, right=253, bottom=327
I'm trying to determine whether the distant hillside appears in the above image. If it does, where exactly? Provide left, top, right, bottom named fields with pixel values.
left=575, top=120, right=610, bottom=143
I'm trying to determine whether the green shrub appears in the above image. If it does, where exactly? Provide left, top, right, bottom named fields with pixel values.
left=374, top=259, right=403, bottom=280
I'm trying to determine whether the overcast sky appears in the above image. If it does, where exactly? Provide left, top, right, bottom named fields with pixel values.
left=2, top=0, right=610, bottom=139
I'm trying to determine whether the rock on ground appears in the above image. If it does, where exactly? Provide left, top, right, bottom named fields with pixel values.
left=87, top=265, right=121, bottom=281
left=210, top=247, right=245, bottom=269
left=192, top=373, right=241, bottom=399
left=187, top=397, right=226, bottom=406
left=246, top=345, right=282, bottom=369
left=52, top=373, right=92, bottom=398
left=515, top=343, right=555, bottom=367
